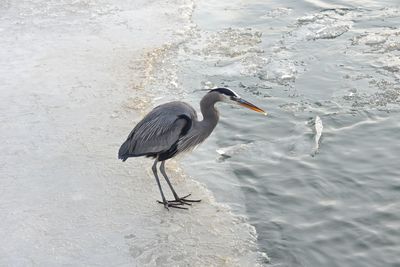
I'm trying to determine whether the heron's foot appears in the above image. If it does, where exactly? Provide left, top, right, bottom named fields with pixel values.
left=157, top=200, right=189, bottom=210
left=171, top=194, right=202, bottom=205
left=157, top=194, right=201, bottom=209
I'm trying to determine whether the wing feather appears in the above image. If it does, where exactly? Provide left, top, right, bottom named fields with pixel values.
left=118, top=102, right=196, bottom=161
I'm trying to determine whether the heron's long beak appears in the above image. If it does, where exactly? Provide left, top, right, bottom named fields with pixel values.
left=235, top=98, right=267, bottom=116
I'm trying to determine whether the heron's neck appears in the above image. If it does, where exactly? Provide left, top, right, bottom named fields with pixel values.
left=199, top=93, right=219, bottom=130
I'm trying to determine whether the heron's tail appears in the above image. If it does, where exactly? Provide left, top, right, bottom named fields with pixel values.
left=118, top=138, right=157, bottom=161
left=118, top=140, right=130, bottom=162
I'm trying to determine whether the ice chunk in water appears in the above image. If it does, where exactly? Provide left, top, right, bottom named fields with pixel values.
left=217, top=143, right=253, bottom=160
left=312, top=116, right=323, bottom=156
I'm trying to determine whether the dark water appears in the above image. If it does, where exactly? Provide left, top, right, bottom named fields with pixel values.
left=155, top=0, right=400, bottom=266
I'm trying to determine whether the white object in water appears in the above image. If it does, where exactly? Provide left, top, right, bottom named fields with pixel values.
left=313, top=116, right=323, bottom=155
left=216, top=143, right=252, bottom=158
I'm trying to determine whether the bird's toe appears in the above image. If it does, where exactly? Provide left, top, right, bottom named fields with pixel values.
left=157, top=200, right=189, bottom=210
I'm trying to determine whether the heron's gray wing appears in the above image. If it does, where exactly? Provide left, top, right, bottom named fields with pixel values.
left=119, top=102, right=195, bottom=159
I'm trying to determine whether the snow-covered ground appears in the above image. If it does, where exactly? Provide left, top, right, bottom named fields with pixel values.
left=0, top=1, right=264, bottom=266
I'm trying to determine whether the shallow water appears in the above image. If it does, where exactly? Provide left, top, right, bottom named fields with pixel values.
left=150, top=0, right=400, bottom=266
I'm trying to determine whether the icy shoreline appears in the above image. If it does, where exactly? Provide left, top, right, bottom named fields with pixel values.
left=0, top=1, right=265, bottom=266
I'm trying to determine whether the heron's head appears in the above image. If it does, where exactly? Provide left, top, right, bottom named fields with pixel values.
left=208, top=87, right=267, bottom=115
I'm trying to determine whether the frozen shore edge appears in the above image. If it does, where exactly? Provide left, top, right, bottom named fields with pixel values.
left=123, top=1, right=269, bottom=266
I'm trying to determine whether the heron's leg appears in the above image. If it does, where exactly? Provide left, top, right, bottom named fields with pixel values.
left=152, top=160, right=167, bottom=203
left=159, top=161, right=180, bottom=200
left=159, top=161, right=201, bottom=204
left=152, top=160, right=187, bottom=210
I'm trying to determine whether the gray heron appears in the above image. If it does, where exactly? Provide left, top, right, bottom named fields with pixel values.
left=118, top=88, right=266, bottom=210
